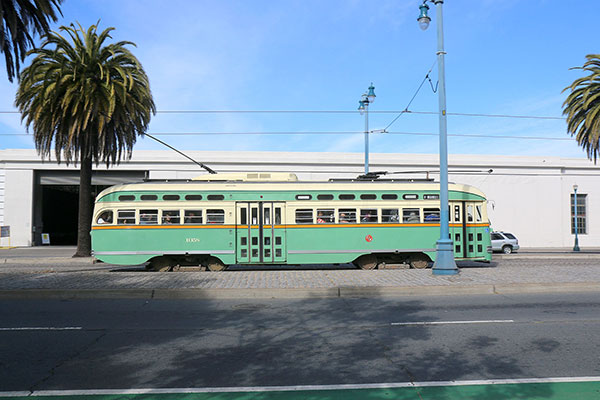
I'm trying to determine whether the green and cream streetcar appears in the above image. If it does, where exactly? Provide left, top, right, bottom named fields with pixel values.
left=91, top=172, right=492, bottom=270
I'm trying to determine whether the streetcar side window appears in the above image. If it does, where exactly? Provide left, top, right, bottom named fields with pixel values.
left=274, top=207, right=282, bottom=224
left=467, top=205, right=474, bottom=222
left=424, top=208, right=440, bottom=222
left=162, top=210, right=180, bottom=224
left=251, top=207, right=258, bottom=224
left=338, top=208, right=356, bottom=223
left=360, top=209, right=378, bottom=223
left=381, top=209, right=399, bottom=223
left=403, top=208, right=421, bottom=223
left=475, top=205, right=483, bottom=222
left=454, top=205, right=461, bottom=222
left=140, top=209, right=158, bottom=224
left=117, top=210, right=135, bottom=225
left=316, top=209, right=334, bottom=223
left=96, top=210, right=113, bottom=224
left=295, top=209, right=313, bottom=224
left=184, top=210, right=203, bottom=224
left=206, top=209, right=225, bottom=224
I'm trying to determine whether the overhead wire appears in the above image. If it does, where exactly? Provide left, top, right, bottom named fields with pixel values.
left=382, top=60, right=438, bottom=132
left=0, top=130, right=573, bottom=141
left=0, top=109, right=567, bottom=119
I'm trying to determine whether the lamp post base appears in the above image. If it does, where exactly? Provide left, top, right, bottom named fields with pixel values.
left=432, top=238, right=459, bottom=275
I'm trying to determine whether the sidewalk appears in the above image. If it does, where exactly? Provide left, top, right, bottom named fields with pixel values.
left=1, top=246, right=599, bottom=299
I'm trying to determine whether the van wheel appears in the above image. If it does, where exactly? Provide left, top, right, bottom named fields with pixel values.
left=502, top=245, right=513, bottom=254
left=353, top=254, right=378, bottom=270
left=206, top=257, right=227, bottom=271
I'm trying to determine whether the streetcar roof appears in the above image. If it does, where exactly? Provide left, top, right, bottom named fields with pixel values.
left=95, top=174, right=487, bottom=200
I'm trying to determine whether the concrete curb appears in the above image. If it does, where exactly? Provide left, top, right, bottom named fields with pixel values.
left=495, top=254, right=600, bottom=260
left=0, top=282, right=598, bottom=300
left=1, top=257, right=96, bottom=265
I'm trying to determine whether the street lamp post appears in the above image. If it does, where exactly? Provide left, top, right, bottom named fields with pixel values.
left=573, top=184, right=580, bottom=252
left=417, top=0, right=458, bottom=275
left=358, top=84, right=376, bottom=175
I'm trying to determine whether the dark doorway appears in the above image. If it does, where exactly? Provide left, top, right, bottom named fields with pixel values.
left=40, top=185, right=109, bottom=245
left=32, top=170, right=147, bottom=246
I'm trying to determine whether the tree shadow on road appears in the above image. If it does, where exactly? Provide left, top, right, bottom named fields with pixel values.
left=7, top=293, right=571, bottom=400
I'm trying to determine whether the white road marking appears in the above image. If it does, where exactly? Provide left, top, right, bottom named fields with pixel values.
left=0, top=327, right=82, bottom=331
left=390, top=319, right=514, bottom=326
left=3, top=376, right=600, bottom=397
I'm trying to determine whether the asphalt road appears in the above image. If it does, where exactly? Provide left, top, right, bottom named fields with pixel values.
left=1, top=292, right=599, bottom=395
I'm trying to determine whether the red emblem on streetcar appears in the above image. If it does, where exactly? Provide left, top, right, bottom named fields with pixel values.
left=365, top=235, right=373, bottom=242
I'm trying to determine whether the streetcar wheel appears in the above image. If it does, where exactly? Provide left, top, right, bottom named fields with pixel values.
left=206, top=257, right=226, bottom=271
left=502, top=245, right=512, bottom=254
left=353, top=254, right=378, bottom=270
left=148, top=257, right=174, bottom=272
left=409, top=255, right=430, bottom=269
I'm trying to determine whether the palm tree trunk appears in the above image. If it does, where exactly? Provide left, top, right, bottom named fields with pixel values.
left=74, top=155, right=93, bottom=257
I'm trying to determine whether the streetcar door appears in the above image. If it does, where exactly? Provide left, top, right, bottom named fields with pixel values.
left=450, top=202, right=465, bottom=258
left=236, top=202, right=286, bottom=264
left=464, top=202, right=485, bottom=259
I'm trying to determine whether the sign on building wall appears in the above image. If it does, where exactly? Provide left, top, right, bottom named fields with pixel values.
left=0, top=225, right=10, bottom=248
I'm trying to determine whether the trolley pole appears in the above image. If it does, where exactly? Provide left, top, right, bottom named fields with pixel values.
left=418, top=0, right=458, bottom=274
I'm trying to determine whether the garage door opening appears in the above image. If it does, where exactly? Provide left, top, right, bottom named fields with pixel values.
left=40, top=185, right=110, bottom=245
left=33, top=170, right=146, bottom=246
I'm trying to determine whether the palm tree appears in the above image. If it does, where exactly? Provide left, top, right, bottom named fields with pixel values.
left=15, top=23, right=156, bottom=257
left=563, top=54, right=600, bottom=163
left=1, top=0, right=62, bottom=82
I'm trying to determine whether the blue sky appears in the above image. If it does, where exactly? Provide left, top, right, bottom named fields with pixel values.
left=0, top=0, right=598, bottom=160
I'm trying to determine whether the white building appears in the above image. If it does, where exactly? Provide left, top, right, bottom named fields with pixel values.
left=0, top=148, right=598, bottom=248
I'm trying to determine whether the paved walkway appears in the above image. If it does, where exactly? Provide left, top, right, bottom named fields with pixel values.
left=0, top=247, right=599, bottom=298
